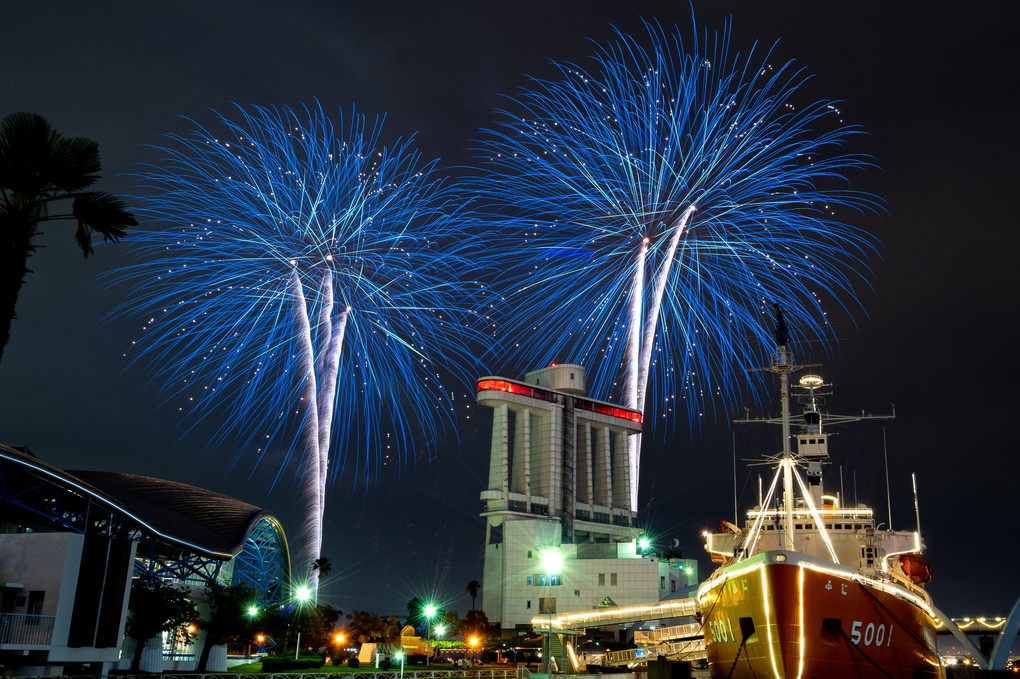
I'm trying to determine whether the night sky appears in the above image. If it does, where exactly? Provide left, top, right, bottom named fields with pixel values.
left=2, top=1, right=1018, bottom=622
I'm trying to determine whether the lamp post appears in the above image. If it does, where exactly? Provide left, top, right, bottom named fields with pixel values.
left=395, top=650, right=405, bottom=679
left=539, top=549, right=562, bottom=674
left=434, top=624, right=445, bottom=664
left=293, top=586, right=311, bottom=660
left=423, top=604, right=437, bottom=665
left=245, top=605, right=259, bottom=658
left=250, top=634, right=265, bottom=659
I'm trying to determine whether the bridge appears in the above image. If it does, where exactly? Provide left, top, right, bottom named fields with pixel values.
left=532, top=599, right=706, bottom=669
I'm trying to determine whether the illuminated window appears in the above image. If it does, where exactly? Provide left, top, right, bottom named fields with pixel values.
left=527, top=576, right=532, bottom=585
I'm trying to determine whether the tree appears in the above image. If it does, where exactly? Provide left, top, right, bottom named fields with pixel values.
left=466, top=580, right=480, bottom=611
left=455, top=609, right=497, bottom=644
left=194, top=583, right=258, bottom=672
left=124, top=578, right=198, bottom=671
left=0, top=112, right=136, bottom=362
left=301, top=602, right=342, bottom=651
left=347, top=610, right=387, bottom=644
left=311, top=556, right=332, bottom=580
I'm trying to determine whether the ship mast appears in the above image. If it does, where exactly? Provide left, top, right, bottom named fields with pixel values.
left=775, top=307, right=796, bottom=551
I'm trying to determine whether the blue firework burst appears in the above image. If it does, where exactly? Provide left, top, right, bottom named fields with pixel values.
left=470, top=19, right=881, bottom=507
left=112, top=102, right=484, bottom=580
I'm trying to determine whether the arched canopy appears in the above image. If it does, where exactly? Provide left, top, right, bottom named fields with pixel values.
left=0, top=443, right=290, bottom=597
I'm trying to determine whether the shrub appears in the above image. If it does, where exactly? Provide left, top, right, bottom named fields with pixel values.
left=348, top=657, right=360, bottom=668
left=260, top=654, right=325, bottom=672
left=379, top=658, right=393, bottom=670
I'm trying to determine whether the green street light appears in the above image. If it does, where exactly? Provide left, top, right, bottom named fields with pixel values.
left=395, top=650, right=405, bottom=679
left=247, top=605, right=259, bottom=617
left=423, top=603, right=437, bottom=665
left=639, top=536, right=651, bottom=552
left=293, top=586, right=312, bottom=659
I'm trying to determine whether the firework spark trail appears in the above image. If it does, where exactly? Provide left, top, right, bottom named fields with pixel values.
left=472, top=18, right=880, bottom=510
left=111, top=103, right=484, bottom=592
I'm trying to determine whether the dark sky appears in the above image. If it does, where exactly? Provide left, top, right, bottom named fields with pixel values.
left=2, top=0, right=1018, bottom=621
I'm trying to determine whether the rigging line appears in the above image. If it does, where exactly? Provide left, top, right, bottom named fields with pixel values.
left=855, top=580, right=939, bottom=656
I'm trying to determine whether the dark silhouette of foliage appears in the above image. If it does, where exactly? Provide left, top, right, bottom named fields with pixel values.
left=455, top=609, right=498, bottom=643
left=124, top=578, right=198, bottom=671
left=311, top=556, right=332, bottom=580
left=466, top=580, right=480, bottom=610
left=301, top=602, right=342, bottom=651
left=194, top=582, right=259, bottom=672
left=0, top=112, right=135, bottom=362
left=347, top=610, right=388, bottom=644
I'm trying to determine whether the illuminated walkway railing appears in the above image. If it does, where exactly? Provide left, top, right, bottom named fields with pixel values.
left=0, top=613, right=55, bottom=646
left=606, top=638, right=706, bottom=666
left=532, top=598, right=698, bottom=631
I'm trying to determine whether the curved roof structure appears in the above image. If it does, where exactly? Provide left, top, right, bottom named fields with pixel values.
left=0, top=443, right=281, bottom=560
left=70, top=470, right=267, bottom=558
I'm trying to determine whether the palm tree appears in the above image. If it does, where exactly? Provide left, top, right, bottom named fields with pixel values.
left=466, top=580, right=480, bottom=611
left=312, top=556, right=332, bottom=579
left=0, top=112, right=136, bottom=362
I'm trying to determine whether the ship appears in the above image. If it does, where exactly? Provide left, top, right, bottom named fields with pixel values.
left=696, top=310, right=942, bottom=679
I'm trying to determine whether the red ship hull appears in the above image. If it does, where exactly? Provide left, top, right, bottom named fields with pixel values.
left=698, top=554, right=942, bottom=679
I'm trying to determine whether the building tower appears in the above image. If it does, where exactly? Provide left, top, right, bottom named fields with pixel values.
left=477, top=364, right=696, bottom=633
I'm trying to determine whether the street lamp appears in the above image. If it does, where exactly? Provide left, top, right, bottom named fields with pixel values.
left=539, top=548, right=562, bottom=674
left=433, top=624, right=446, bottom=664
left=423, top=603, right=437, bottom=665
left=395, top=650, right=405, bottom=679
left=293, top=586, right=312, bottom=660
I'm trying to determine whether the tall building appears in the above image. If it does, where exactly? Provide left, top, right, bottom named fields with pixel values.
left=477, top=364, right=697, bottom=634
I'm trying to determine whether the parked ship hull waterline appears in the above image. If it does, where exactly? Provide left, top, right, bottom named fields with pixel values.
left=697, top=309, right=943, bottom=678
left=699, top=552, right=941, bottom=678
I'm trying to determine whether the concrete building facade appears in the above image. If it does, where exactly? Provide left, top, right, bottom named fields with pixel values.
left=477, top=365, right=697, bottom=633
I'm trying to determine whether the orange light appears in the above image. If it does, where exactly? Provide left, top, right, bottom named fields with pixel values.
left=257, top=635, right=265, bottom=643
left=187, top=624, right=196, bottom=634
left=335, top=633, right=345, bottom=643
left=469, top=636, right=479, bottom=647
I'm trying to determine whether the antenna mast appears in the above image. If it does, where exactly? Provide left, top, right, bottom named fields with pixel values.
left=774, top=305, right=796, bottom=552
left=884, top=426, right=893, bottom=529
